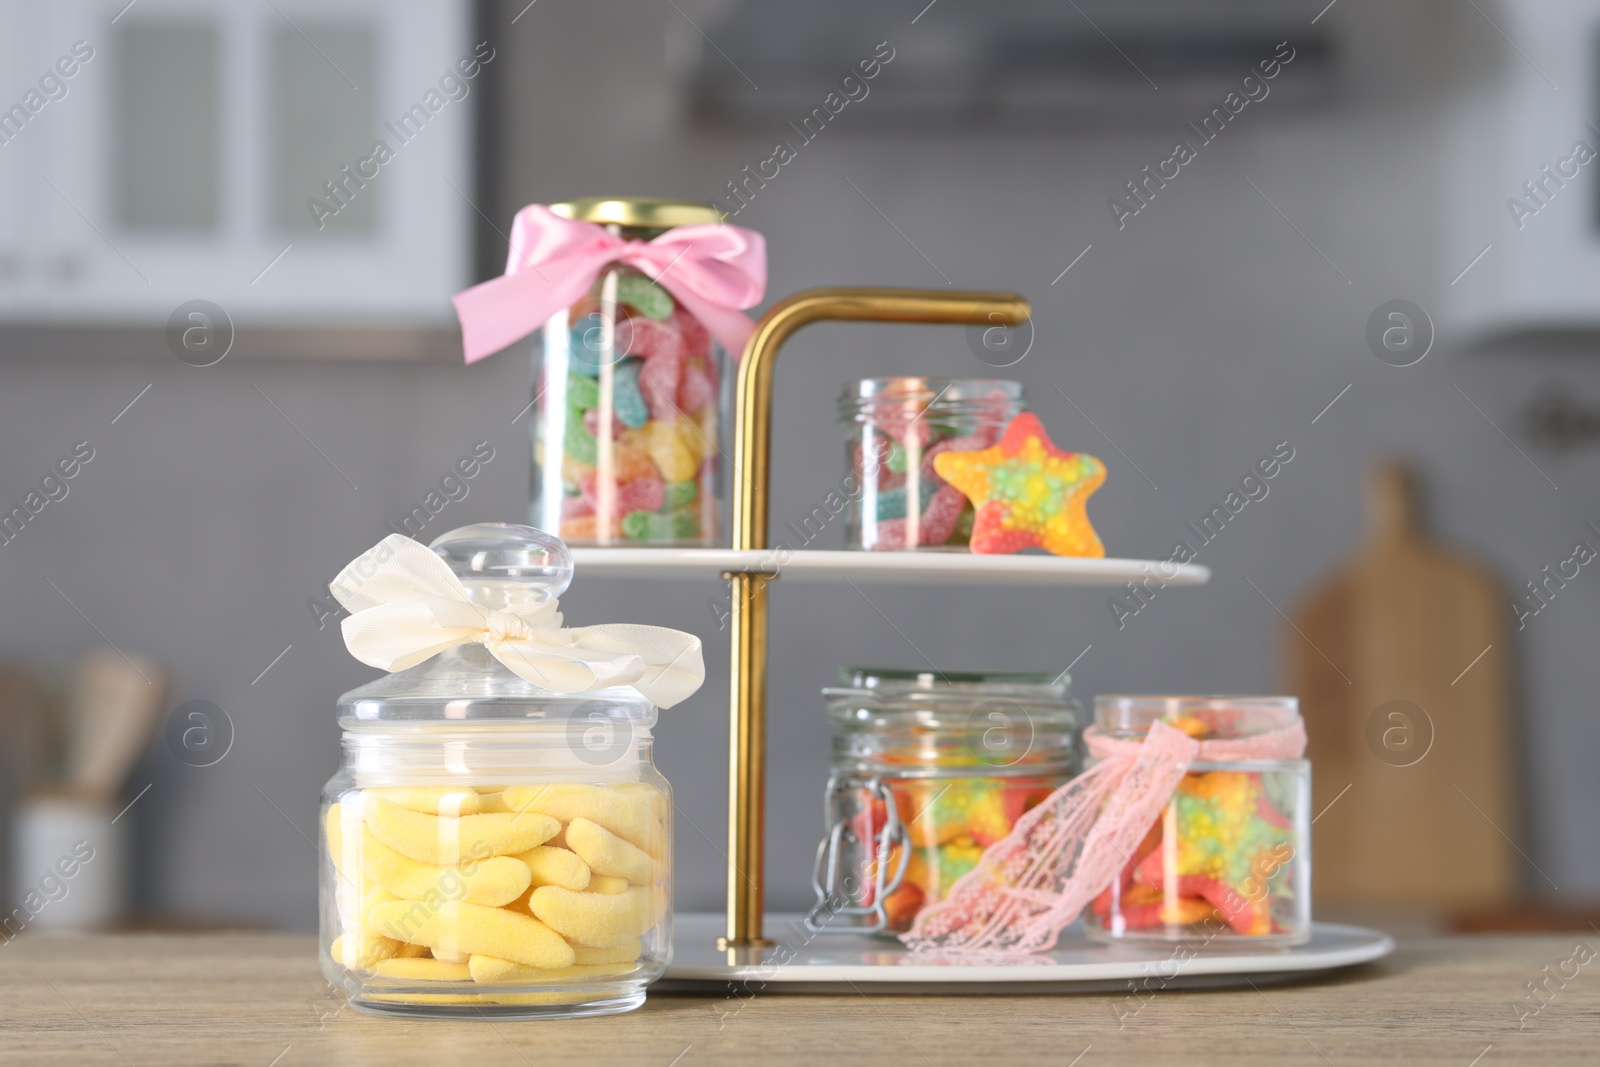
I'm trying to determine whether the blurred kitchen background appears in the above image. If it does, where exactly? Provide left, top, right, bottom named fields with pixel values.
left=0, top=0, right=1597, bottom=932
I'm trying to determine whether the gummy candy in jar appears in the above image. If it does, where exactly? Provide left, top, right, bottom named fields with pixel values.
left=1086, top=696, right=1311, bottom=946
left=806, top=668, right=1078, bottom=936
left=531, top=199, right=742, bottom=546
left=838, top=379, right=1024, bottom=551
left=318, top=524, right=706, bottom=1018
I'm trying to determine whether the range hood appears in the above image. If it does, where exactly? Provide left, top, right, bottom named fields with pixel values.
left=677, top=0, right=1337, bottom=130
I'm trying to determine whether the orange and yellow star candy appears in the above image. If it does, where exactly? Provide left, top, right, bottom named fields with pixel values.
left=932, top=413, right=1106, bottom=557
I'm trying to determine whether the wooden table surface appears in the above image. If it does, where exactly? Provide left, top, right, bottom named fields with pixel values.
left=0, top=933, right=1594, bottom=1065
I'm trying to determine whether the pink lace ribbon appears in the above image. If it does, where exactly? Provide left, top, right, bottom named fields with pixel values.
left=451, top=205, right=767, bottom=364
left=902, top=718, right=1308, bottom=956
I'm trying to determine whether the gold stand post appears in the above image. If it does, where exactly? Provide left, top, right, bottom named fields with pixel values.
left=721, top=287, right=1032, bottom=948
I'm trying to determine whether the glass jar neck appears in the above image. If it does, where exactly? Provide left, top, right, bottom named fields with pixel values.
left=339, top=722, right=654, bottom=782
left=1093, top=696, right=1299, bottom=740
left=832, top=720, right=1076, bottom=779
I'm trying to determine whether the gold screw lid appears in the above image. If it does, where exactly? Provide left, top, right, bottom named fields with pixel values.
left=547, top=197, right=722, bottom=229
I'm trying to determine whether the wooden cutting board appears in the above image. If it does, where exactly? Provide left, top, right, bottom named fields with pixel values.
left=1287, top=460, right=1517, bottom=908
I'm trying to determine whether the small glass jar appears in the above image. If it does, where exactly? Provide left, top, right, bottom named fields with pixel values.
left=531, top=198, right=725, bottom=547
left=319, top=526, right=672, bottom=1018
left=808, top=668, right=1078, bottom=935
left=838, top=378, right=1024, bottom=551
left=1085, top=696, right=1310, bottom=946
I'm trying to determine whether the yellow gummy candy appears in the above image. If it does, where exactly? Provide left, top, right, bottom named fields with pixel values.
left=502, top=784, right=660, bottom=855
left=611, top=782, right=669, bottom=823
left=369, top=900, right=576, bottom=970
left=516, top=845, right=591, bottom=891
left=369, top=957, right=474, bottom=982
left=360, top=828, right=532, bottom=909
left=474, top=791, right=513, bottom=814
left=565, top=818, right=653, bottom=885
left=529, top=886, right=652, bottom=948
left=571, top=939, right=640, bottom=965
left=467, top=956, right=633, bottom=983
left=330, top=933, right=402, bottom=970
left=326, top=803, right=361, bottom=877
left=364, top=797, right=559, bottom=866
left=588, top=875, right=629, bottom=895
left=360, top=884, right=399, bottom=935
left=364, top=786, right=482, bottom=816
left=642, top=420, right=697, bottom=482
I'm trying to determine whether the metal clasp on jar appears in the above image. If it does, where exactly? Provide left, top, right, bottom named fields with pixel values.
left=805, top=775, right=909, bottom=934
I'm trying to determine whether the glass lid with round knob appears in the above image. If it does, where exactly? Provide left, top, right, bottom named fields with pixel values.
left=335, top=524, right=656, bottom=724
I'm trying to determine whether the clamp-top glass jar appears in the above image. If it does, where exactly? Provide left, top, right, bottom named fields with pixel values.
left=808, top=668, right=1078, bottom=935
left=1085, top=696, right=1311, bottom=946
left=531, top=198, right=725, bottom=547
left=319, top=525, right=672, bottom=1018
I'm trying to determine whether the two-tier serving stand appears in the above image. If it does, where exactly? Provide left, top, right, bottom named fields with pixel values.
left=572, top=288, right=1391, bottom=991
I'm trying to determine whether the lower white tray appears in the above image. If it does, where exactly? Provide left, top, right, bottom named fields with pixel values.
left=661, top=913, right=1395, bottom=994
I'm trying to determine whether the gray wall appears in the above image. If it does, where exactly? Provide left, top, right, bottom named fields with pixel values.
left=3, top=0, right=1597, bottom=929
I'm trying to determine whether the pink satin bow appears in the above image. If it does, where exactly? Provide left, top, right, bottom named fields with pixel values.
left=451, top=204, right=767, bottom=364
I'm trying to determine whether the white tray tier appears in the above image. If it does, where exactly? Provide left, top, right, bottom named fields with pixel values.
left=661, top=913, right=1394, bottom=994
left=570, top=548, right=1210, bottom=587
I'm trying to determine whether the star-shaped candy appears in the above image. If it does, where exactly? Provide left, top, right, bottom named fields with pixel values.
left=933, top=413, right=1106, bottom=556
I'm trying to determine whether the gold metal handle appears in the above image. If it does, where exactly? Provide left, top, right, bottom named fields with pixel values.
left=721, top=287, right=1032, bottom=948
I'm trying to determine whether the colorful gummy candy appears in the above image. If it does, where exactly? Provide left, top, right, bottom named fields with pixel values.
left=933, top=413, right=1106, bottom=557
left=850, top=392, right=1018, bottom=551
left=538, top=273, right=719, bottom=545
left=853, top=777, right=1059, bottom=933
left=1089, top=719, right=1298, bottom=937
left=325, top=782, right=669, bottom=1004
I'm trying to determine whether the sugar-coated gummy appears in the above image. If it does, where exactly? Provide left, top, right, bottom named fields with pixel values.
left=664, top=480, right=698, bottom=509
left=566, top=374, right=600, bottom=411
left=612, top=358, right=650, bottom=429
left=363, top=797, right=560, bottom=866
left=619, top=315, right=681, bottom=362
left=677, top=362, right=715, bottom=415
left=515, top=845, right=591, bottom=892
left=368, top=899, right=577, bottom=970
left=638, top=349, right=682, bottom=421
left=501, top=784, right=660, bottom=856
left=639, top=420, right=697, bottom=483
left=330, top=931, right=403, bottom=970
left=616, top=275, right=674, bottom=320
left=468, top=957, right=634, bottom=984
left=369, top=957, right=474, bottom=982
left=359, top=827, right=533, bottom=908
left=364, top=786, right=482, bottom=816
left=587, top=874, right=630, bottom=895
left=572, top=938, right=640, bottom=964
left=568, top=314, right=607, bottom=376
left=529, top=885, right=653, bottom=948
left=564, top=410, right=598, bottom=466
left=565, top=818, right=653, bottom=885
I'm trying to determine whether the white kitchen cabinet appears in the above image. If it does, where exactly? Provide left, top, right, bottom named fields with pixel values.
left=1443, top=0, right=1600, bottom=344
left=0, top=0, right=475, bottom=332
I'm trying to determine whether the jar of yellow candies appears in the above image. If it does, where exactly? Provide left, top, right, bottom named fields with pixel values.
left=319, top=525, right=699, bottom=1018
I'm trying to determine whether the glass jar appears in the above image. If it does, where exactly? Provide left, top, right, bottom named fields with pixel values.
left=838, top=378, right=1024, bottom=551
left=531, top=198, right=725, bottom=547
left=1085, top=696, right=1310, bottom=946
left=319, top=526, right=672, bottom=1018
left=807, top=668, right=1078, bottom=935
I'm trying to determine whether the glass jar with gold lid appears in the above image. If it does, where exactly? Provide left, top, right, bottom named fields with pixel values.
left=530, top=198, right=726, bottom=547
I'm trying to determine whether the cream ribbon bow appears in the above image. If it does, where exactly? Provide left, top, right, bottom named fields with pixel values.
left=330, top=534, right=705, bottom=708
